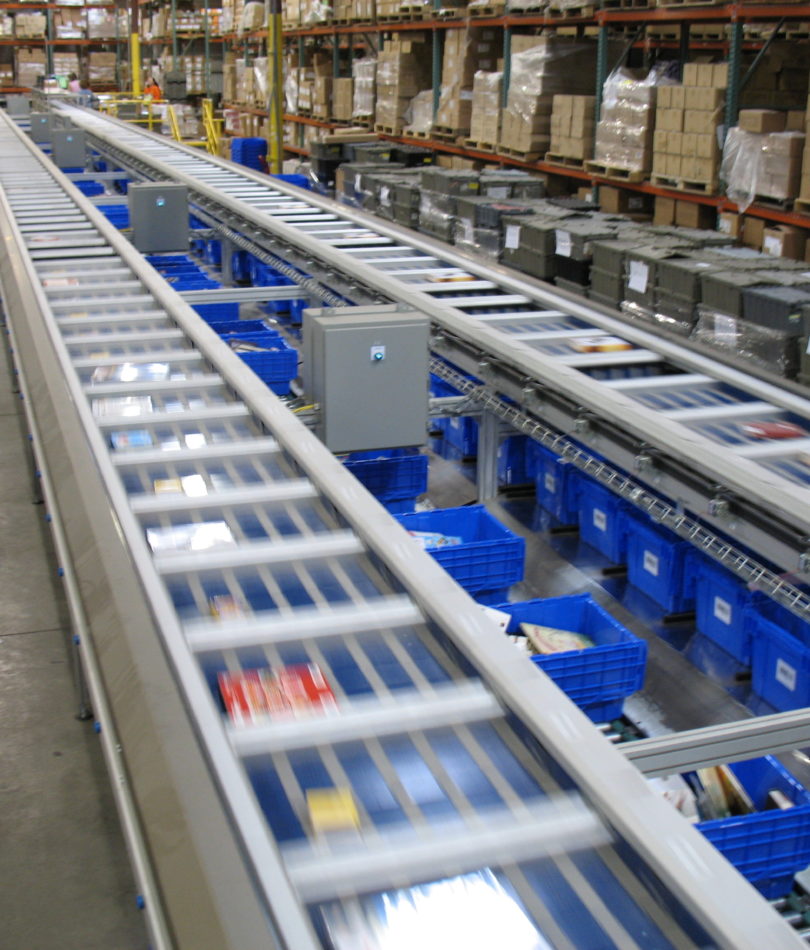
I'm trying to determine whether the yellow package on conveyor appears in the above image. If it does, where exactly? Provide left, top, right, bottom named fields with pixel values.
left=307, top=787, right=361, bottom=835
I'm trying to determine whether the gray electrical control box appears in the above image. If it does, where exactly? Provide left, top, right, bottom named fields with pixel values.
left=51, top=128, right=86, bottom=169
left=29, top=112, right=55, bottom=143
left=128, top=182, right=189, bottom=253
left=303, top=305, right=429, bottom=453
left=7, top=95, right=31, bottom=116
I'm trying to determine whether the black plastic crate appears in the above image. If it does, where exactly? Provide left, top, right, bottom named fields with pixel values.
left=742, top=285, right=810, bottom=335
left=388, top=144, right=435, bottom=166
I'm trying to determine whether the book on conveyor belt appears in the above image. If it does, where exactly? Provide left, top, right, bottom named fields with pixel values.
left=218, top=663, right=337, bottom=726
left=319, top=868, right=552, bottom=950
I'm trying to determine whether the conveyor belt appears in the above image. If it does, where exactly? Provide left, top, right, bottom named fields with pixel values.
left=50, top=103, right=810, bottom=589
left=2, top=112, right=805, bottom=949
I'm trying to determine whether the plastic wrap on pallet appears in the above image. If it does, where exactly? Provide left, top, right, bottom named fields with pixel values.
left=722, top=126, right=806, bottom=211
left=300, top=0, right=332, bottom=24
left=692, top=305, right=800, bottom=378
left=508, top=39, right=601, bottom=120
left=352, top=57, right=376, bottom=120
left=452, top=220, right=502, bottom=260
left=620, top=300, right=696, bottom=337
left=403, top=90, right=434, bottom=136
left=239, top=0, right=266, bottom=30
left=283, top=58, right=298, bottom=114
left=594, top=65, right=670, bottom=173
left=469, top=70, right=502, bottom=147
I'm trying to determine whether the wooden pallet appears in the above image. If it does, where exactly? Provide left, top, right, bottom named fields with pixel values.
left=794, top=197, right=810, bottom=216
left=506, top=2, right=547, bottom=12
left=545, top=152, right=587, bottom=168
left=649, top=173, right=718, bottom=194
left=655, top=0, right=721, bottom=7
left=432, top=125, right=466, bottom=142
left=602, top=0, right=649, bottom=9
left=498, top=146, right=543, bottom=162
left=403, top=128, right=432, bottom=139
left=689, top=25, right=727, bottom=39
left=584, top=160, right=645, bottom=182
left=463, top=138, right=498, bottom=153
left=374, top=123, right=403, bottom=135
left=546, top=3, right=596, bottom=16
left=466, top=2, right=507, bottom=14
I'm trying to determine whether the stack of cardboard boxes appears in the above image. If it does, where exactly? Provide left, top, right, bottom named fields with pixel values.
left=651, top=63, right=726, bottom=193
left=724, top=109, right=805, bottom=206
left=15, top=12, right=47, bottom=37
left=590, top=75, right=656, bottom=178
left=548, top=94, right=595, bottom=164
left=374, top=34, right=431, bottom=134
left=468, top=71, right=501, bottom=150
left=434, top=28, right=501, bottom=137
left=332, top=77, right=354, bottom=121
left=88, top=51, right=116, bottom=84
left=352, top=57, right=376, bottom=124
left=16, top=48, right=46, bottom=87
left=498, top=38, right=599, bottom=160
left=796, top=96, right=810, bottom=214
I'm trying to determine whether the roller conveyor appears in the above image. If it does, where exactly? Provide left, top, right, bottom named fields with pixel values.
left=2, top=112, right=807, bottom=950
left=47, top=104, right=810, bottom=591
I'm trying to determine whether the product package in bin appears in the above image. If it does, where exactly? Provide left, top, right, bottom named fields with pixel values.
left=407, top=530, right=462, bottom=551
left=495, top=593, right=646, bottom=722
left=218, top=663, right=337, bottom=727
left=394, top=505, right=525, bottom=596
left=695, top=755, right=810, bottom=897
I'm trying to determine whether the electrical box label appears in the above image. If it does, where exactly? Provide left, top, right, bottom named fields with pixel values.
left=776, top=658, right=797, bottom=692
left=505, top=225, right=521, bottom=250
left=713, top=596, right=732, bottom=626
left=555, top=230, right=572, bottom=258
left=592, top=508, right=607, bottom=532
left=643, top=550, right=659, bottom=576
left=628, top=261, right=649, bottom=294
left=544, top=472, right=556, bottom=494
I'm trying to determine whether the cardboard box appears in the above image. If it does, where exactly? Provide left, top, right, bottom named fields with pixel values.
left=738, top=109, right=786, bottom=134
left=675, top=200, right=715, bottom=230
left=718, top=211, right=740, bottom=238
left=657, top=108, right=684, bottom=133
left=684, top=86, right=724, bottom=112
left=332, top=77, right=353, bottom=121
left=762, top=224, right=806, bottom=260
left=742, top=215, right=766, bottom=248
left=654, top=196, right=676, bottom=226
left=599, top=186, right=649, bottom=215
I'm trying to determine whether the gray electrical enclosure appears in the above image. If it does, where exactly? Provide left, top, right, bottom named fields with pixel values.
left=29, top=112, right=55, bottom=143
left=7, top=95, right=30, bottom=116
left=303, top=305, right=429, bottom=453
left=128, top=182, right=189, bottom=253
left=51, top=128, right=86, bottom=169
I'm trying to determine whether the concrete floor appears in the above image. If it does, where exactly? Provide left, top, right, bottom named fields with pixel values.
left=0, top=335, right=148, bottom=949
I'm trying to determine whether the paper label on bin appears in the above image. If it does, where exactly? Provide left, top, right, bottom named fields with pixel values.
left=592, top=508, right=607, bottom=532
left=628, top=261, right=649, bottom=294
left=776, top=658, right=797, bottom=692
left=505, top=225, right=521, bottom=250
left=354, top=173, right=362, bottom=193
left=380, top=185, right=390, bottom=206
left=713, top=596, right=732, bottom=626
left=487, top=185, right=509, bottom=199
left=643, top=550, right=659, bottom=577
left=544, top=472, right=556, bottom=493
left=713, top=314, right=737, bottom=344
left=462, top=219, right=473, bottom=243
left=555, top=230, right=572, bottom=258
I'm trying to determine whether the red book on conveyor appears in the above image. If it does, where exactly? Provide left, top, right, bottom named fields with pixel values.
left=218, top=664, right=336, bottom=725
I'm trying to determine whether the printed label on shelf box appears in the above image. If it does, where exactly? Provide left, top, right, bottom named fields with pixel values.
left=763, top=234, right=782, bottom=256
left=713, top=596, right=732, bottom=626
left=544, top=472, right=556, bottom=493
left=628, top=261, right=649, bottom=294
left=555, top=229, right=572, bottom=258
left=592, top=508, right=607, bottom=532
left=504, top=225, right=521, bottom=250
left=776, top=658, right=797, bottom=692
left=643, top=550, right=659, bottom=577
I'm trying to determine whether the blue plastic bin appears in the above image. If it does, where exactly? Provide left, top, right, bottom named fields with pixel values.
left=498, top=435, right=532, bottom=486
left=693, top=557, right=755, bottom=664
left=751, top=613, right=810, bottom=711
left=495, top=594, right=646, bottom=722
left=527, top=441, right=579, bottom=524
left=192, top=302, right=240, bottom=322
left=394, top=505, right=525, bottom=595
left=575, top=475, right=629, bottom=563
left=698, top=755, right=810, bottom=897
left=220, top=331, right=298, bottom=394
left=751, top=592, right=810, bottom=645
left=429, top=374, right=478, bottom=457
left=207, top=319, right=272, bottom=336
left=623, top=511, right=695, bottom=614
left=343, top=451, right=428, bottom=502
left=272, top=172, right=311, bottom=190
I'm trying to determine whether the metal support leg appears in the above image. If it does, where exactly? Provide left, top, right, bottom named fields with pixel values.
left=477, top=410, right=499, bottom=501
left=221, top=235, right=234, bottom=285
